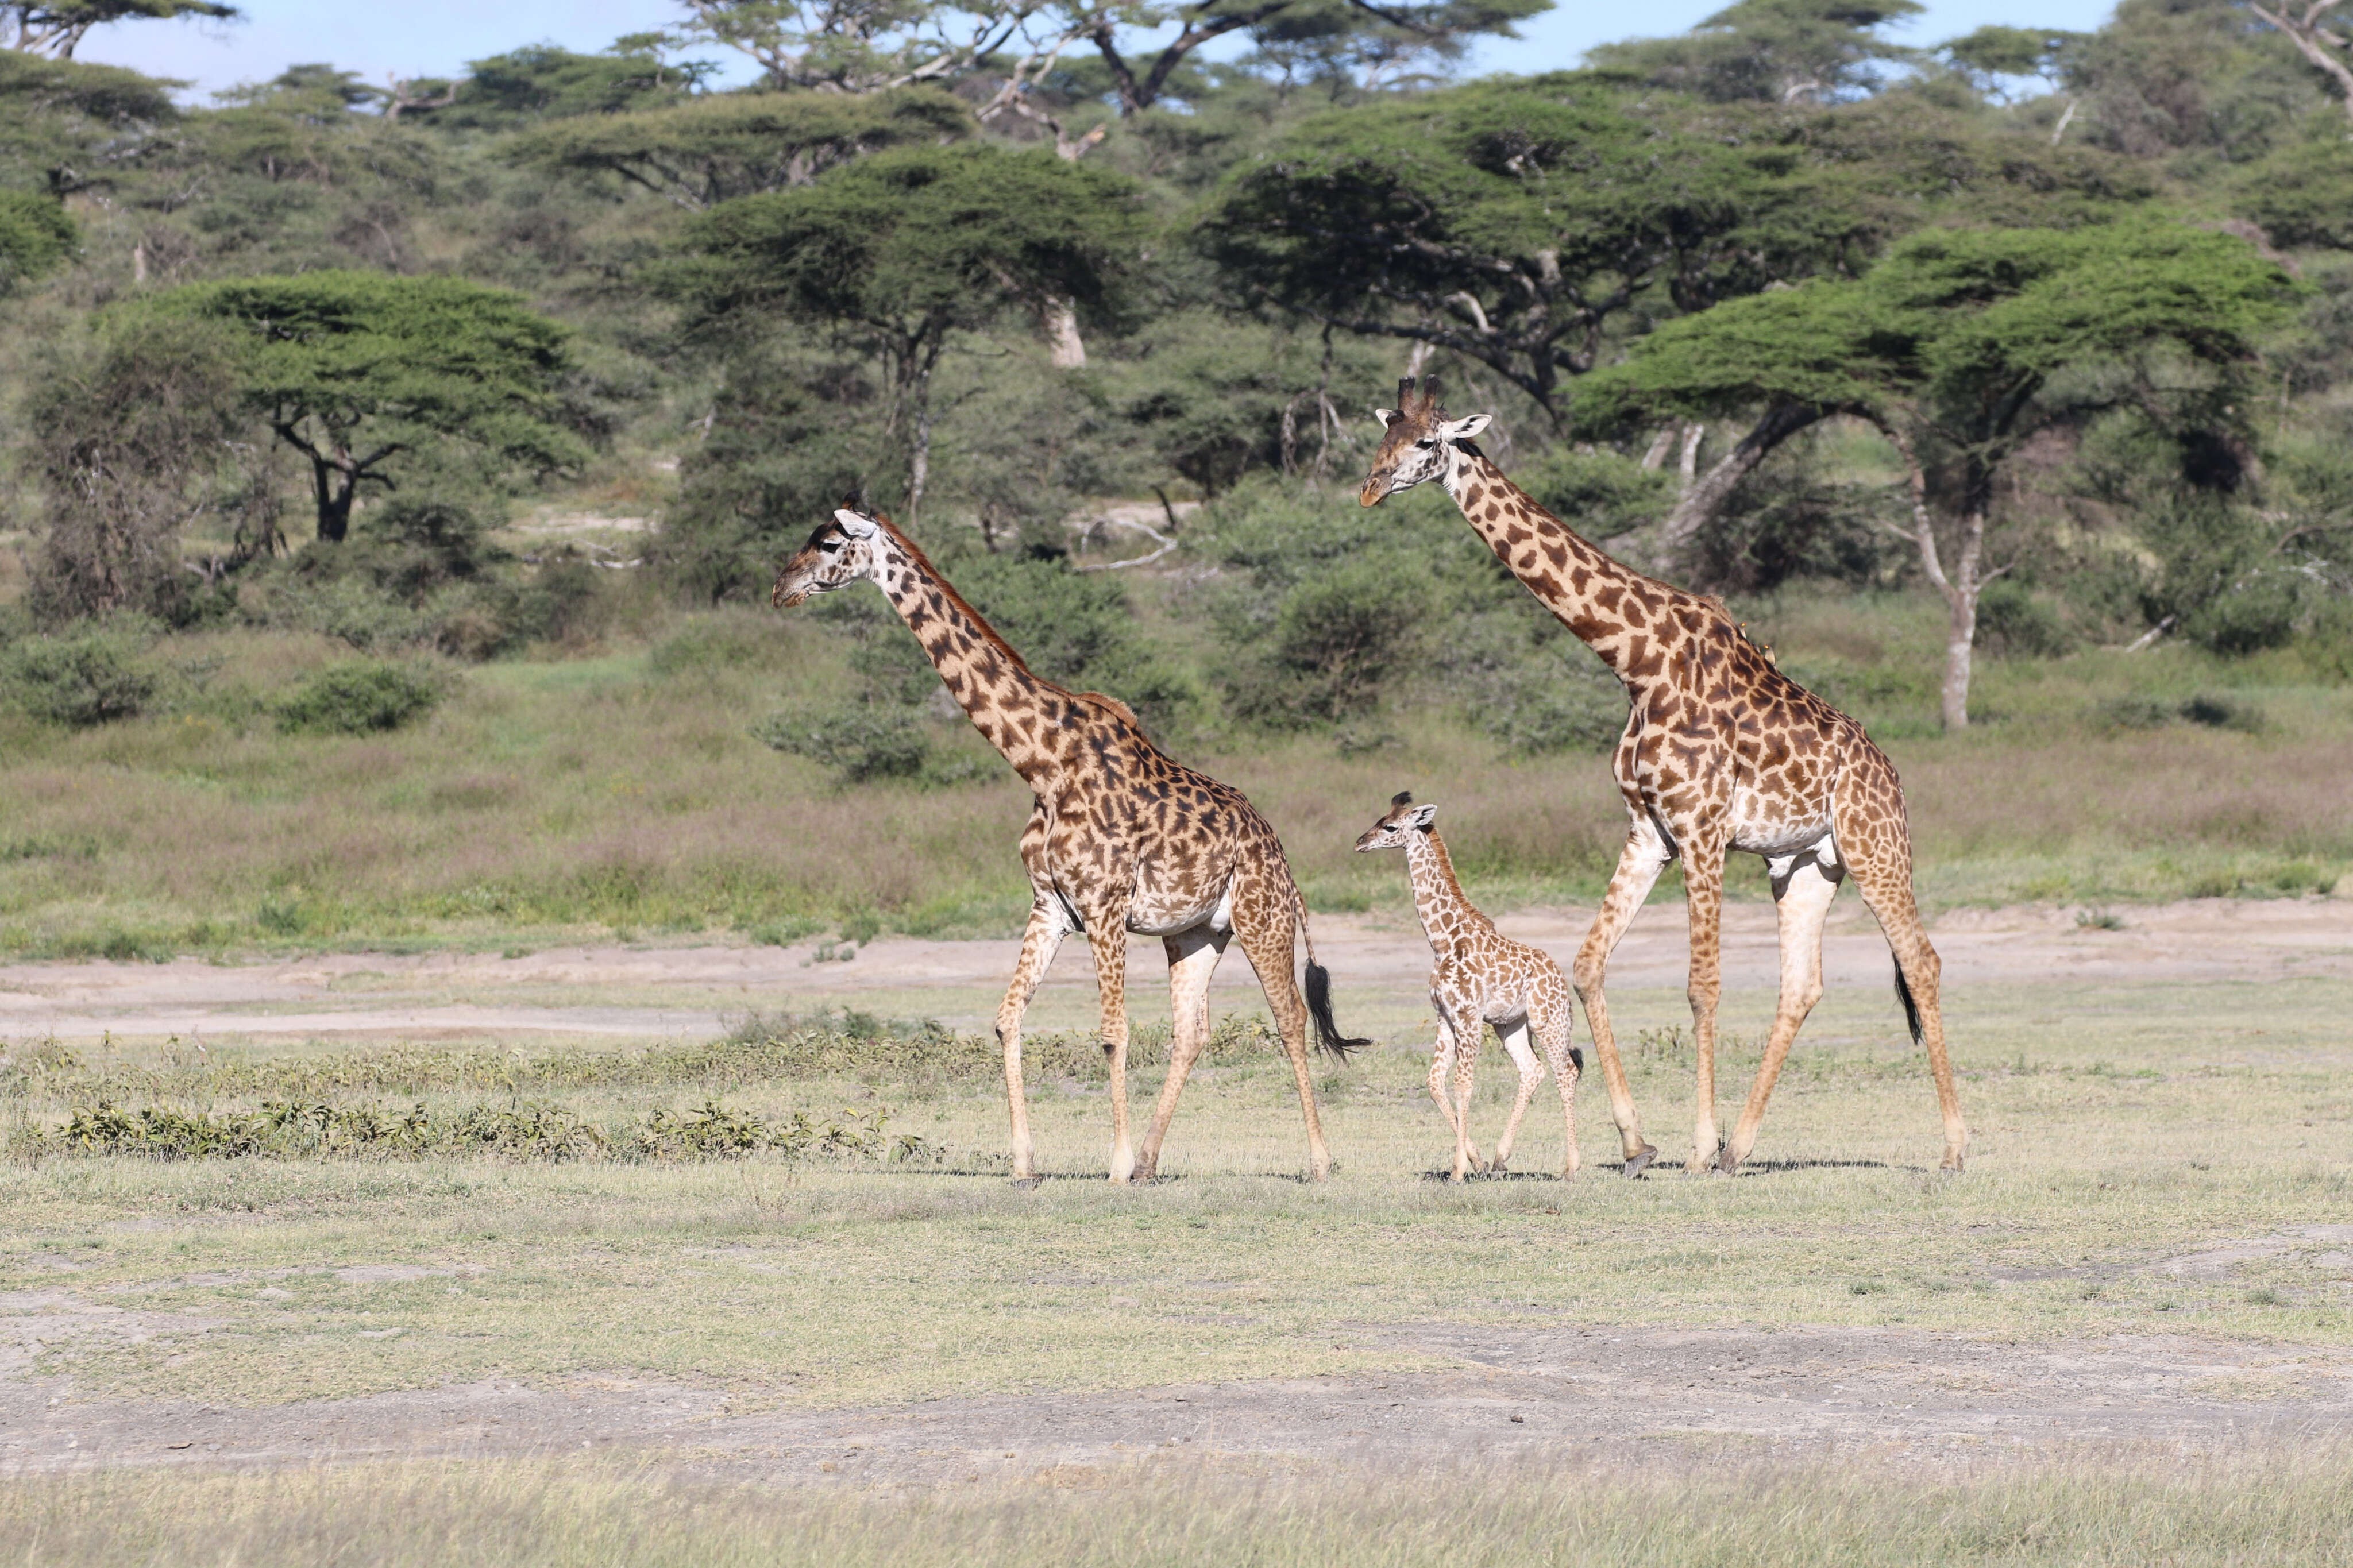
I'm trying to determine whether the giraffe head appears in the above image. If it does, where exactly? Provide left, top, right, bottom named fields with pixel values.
left=1359, top=377, right=1491, bottom=508
left=1354, top=790, right=1437, bottom=852
left=772, top=509, right=889, bottom=609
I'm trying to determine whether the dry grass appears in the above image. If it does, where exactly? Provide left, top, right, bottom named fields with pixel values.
left=2, top=1450, right=2350, bottom=1567
left=0, top=595, right=2344, bottom=959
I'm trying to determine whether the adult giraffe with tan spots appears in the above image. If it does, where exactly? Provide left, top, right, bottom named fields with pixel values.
left=773, top=508, right=1367, bottom=1185
left=1359, top=380, right=1967, bottom=1176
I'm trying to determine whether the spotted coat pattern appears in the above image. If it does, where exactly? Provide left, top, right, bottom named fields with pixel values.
left=774, top=509, right=1361, bottom=1184
left=1360, top=381, right=1968, bottom=1176
left=1357, top=795, right=1583, bottom=1181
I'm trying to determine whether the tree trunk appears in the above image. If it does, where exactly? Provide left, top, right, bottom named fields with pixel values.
left=1881, top=423, right=1988, bottom=731
left=907, top=403, right=934, bottom=523
left=1044, top=298, right=1086, bottom=369
left=1653, top=402, right=1822, bottom=568
left=311, top=455, right=356, bottom=543
left=2250, top=4, right=2353, bottom=129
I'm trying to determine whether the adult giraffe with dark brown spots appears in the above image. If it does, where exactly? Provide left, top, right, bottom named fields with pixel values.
left=1359, top=381, right=1966, bottom=1176
left=774, top=509, right=1367, bottom=1184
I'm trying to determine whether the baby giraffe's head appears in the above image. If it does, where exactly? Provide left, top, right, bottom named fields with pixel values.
left=1359, top=377, right=1492, bottom=508
left=1355, top=790, right=1438, bottom=852
left=772, top=509, right=889, bottom=609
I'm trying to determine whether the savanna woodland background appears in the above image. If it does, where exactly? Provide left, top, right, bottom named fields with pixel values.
left=1, top=0, right=2349, bottom=956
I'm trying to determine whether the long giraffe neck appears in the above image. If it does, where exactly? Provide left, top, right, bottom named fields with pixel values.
left=1405, top=828, right=1489, bottom=955
left=869, top=522, right=1068, bottom=789
left=1441, top=446, right=1687, bottom=692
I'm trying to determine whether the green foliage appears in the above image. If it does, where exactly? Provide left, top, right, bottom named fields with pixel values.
left=0, top=626, right=156, bottom=725
left=507, top=87, right=969, bottom=207
left=2236, top=128, right=2353, bottom=250
left=0, top=187, right=72, bottom=287
left=273, top=661, right=442, bottom=735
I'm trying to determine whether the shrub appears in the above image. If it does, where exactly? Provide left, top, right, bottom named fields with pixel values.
left=1974, top=580, right=2075, bottom=658
left=1516, top=447, right=1673, bottom=538
left=1474, top=656, right=1629, bottom=752
left=275, top=662, right=442, bottom=735
left=753, top=702, right=932, bottom=781
left=1, top=629, right=157, bottom=726
left=1223, top=557, right=1429, bottom=728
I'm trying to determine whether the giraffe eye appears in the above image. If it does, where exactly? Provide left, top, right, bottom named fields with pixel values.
left=1414, top=438, right=1436, bottom=449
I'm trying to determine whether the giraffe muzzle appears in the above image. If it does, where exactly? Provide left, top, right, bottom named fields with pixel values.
left=1359, top=475, right=1388, bottom=508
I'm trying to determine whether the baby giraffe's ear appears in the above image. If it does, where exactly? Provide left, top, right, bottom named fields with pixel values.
left=1440, top=414, right=1492, bottom=442
left=1407, top=804, right=1438, bottom=829
left=1371, top=408, right=1399, bottom=433
left=833, top=509, right=878, bottom=539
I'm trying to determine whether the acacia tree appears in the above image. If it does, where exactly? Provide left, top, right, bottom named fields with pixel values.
left=141, top=272, right=588, bottom=543
left=505, top=87, right=969, bottom=208
left=674, top=141, right=1143, bottom=515
left=1575, top=221, right=2298, bottom=729
left=2250, top=1, right=2353, bottom=128
left=2, top=1, right=234, bottom=59
left=674, top=0, right=1542, bottom=110
left=1201, top=75, right=1864, bottom=423
left=1588, top=0, right=1921, bottom=103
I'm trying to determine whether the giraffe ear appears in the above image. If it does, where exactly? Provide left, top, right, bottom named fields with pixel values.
left=1371, top=408, right=1399, bottom=432
left=833, top=509, right=878, bottom=539
left=1406, top=804, right=1437, bottom=829
left=1441, top=414, right=1492, bottom=442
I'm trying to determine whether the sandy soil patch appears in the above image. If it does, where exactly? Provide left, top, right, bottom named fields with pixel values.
left=0, top=897, right=2342, bottom=1048
left=4, top=1322, right=2346, bottom=1481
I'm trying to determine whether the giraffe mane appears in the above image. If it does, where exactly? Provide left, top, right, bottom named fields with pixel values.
left=872, top=515, right=1043, bottom=685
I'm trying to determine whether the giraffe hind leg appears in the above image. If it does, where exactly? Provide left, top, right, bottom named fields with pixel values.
left=1838, top=783, right=1969, bottom=1172
left=1490, top=1017, right=1546, bottom=1176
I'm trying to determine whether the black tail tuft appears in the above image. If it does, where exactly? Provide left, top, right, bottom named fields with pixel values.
left=1569, top=1046, right=1586, bottom=1075
left=1305, top=963, right=1371, bottom=1059
left=1893, top=964, right=1924, bottom=1045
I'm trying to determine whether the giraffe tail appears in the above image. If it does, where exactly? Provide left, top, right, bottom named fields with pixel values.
left=1291, top=885, right=1371, bottom=1059
left=1893, top=964, right=1924, bottom=1046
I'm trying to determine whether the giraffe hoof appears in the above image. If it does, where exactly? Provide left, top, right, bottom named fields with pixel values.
left=1620, top=1148, right=1656, bottom=1179
left=1711, top=1151, right=1738, bottom=1177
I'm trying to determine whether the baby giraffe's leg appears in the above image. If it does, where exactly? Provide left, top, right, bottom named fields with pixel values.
left=1452, top=1021, right=1487, bottom=1175
left=1427, top=1007, right=1472, bottom=1182
left=1535, top=973, right=1581, bottom=1177
left=1489, top=1017, right=1547, bottom=1176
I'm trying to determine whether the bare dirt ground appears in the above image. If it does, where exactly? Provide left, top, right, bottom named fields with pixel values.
left=6, top=1309, right=2351, bottom=1480
left=1, top=895, right=2344, bottom=1048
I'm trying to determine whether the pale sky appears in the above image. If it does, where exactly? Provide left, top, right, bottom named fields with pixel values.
left=76, top=1, right=2119, bottom=102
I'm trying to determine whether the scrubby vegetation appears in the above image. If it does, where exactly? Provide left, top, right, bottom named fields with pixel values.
left=0, top=1, right=2347, bottom=955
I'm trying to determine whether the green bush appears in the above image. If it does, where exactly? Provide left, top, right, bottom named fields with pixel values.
left=753, top=703, right=941, bottom=782
left=275, top=662, right=442, bottom=735
left=1, top=629, right=156, bottom=726
left=1222, top=556, right=1429, bottom=728
left=1975, top=580, right=2075, bottom=658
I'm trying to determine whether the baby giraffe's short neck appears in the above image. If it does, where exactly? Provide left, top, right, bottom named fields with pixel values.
left=1404, top=828, right=1488, bottom=954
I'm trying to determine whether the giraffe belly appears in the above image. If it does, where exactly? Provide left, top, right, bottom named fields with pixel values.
left=1124, top=875, right=1234, bottom=937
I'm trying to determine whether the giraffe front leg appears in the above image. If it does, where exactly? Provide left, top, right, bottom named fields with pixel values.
left=1575, top=824, right=1672, bottom=1176
left=996, top=899, right=1069, bottom=1183
left=1681, top=836, right=1728, bottom=1175
left=1083, top=914, right=1135, bottom=1185
left=1428, top=1011, right=1471, bottom=1181
left=1453, top=1019, right=1487, bottom=1175
left=1490, top=1018, right=1546, bottom=1176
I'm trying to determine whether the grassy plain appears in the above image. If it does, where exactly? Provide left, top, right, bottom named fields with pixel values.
left=0, top=584, right=2346, bottom=961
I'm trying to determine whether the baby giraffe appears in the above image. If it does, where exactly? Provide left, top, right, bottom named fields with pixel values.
left=1356, top=793, right=1584, bottom=1181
